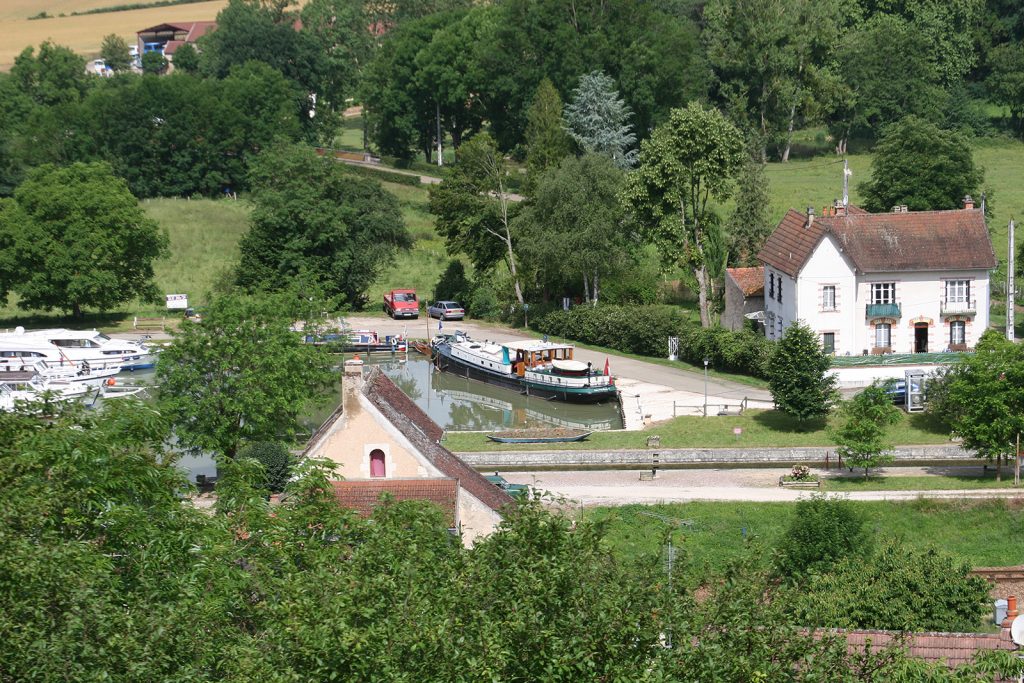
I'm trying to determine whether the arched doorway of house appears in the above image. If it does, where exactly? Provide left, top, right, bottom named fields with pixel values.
left=914, top=323, right=928, bottom=353
left=370, top=449, right=386, bottom=478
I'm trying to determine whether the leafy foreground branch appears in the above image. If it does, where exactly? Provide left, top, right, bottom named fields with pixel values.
left=0, top=402, right=1020, bottom=681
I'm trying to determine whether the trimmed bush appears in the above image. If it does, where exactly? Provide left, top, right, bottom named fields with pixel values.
left=239, top=441, right=294, bottom=493
left=534, top=306, right=773, bottom=378
left=534, top=305, right=686, bottom=357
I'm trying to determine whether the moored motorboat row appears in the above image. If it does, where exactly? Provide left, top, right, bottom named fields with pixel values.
left=0, top=327, right=158, bottom=410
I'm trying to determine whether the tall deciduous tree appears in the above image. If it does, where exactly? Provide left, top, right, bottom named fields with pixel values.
left=0, top=162, right=168, bottom=317
left=236, top=144, right=410, bottom=306
left=516, top=154, right=631, bottom=305
left=10, top=41, right=89, bottom=107
left=524, top=78, right=571, bottom=188
left=563, top=70, right=637, bottom=169
left=929, top=331, right=1024, bottom=479
left=767, top=321, right=838, bottom=423
left=156, top=292, right=336, bottom=459
left=858, top=116, right=983, bottom=212
left=986, top=41, right=1024, bottom=131
left=100, top=34, right=132, bottom=72
left=623, top=102, right=744, bottom=327
left=430, top=132, right=524, bottom=304
left=829, top=383, right=902, bottom=478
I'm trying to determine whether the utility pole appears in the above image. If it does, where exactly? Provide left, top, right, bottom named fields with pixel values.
left=842, top=158, right=850, bottom=214
left=1009, top=219, right=1016, bottom=342
left=435, top=102, right=443, bottom=167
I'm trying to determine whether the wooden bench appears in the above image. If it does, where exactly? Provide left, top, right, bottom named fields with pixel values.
left=779, top=476, right=820, bottom=489
left=133, top=316, right=165, bottom=331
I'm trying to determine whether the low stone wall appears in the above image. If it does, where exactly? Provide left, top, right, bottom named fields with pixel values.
left=459, top=444, right=973, bottom=469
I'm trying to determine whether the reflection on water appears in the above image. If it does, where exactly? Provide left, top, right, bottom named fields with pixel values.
left=106, top=353, right=621, bottom=481
left=373, top=357, right=623, bottom=432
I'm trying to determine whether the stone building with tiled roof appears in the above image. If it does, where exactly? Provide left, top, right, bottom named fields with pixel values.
left=756, top=197, right=996, bottom=356
left=723, top=266, right=765, bottom=332
left=303, top=364, right=512, bottom=545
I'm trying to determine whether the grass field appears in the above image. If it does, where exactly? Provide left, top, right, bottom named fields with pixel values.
left=590, top=498, right=1024, bottom=571
left=0, top=0, right=228, bottom=69
left=2, top=132, right=1021, bottom=333
left=441, top=408, right=952, bottom=452
left=824, top=472, right=1017, bottom=491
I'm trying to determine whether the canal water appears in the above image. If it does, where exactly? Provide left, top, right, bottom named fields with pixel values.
left=111, top=354, right=622, bottom=480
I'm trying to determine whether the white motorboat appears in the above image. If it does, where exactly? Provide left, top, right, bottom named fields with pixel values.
left=0, top=371, right=92, bottom=411
left=0, top=327, right=157, bottom=376
left=0, top=338, right=121, bottom=384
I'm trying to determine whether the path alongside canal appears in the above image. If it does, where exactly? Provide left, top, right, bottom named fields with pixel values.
left=500, top=466, right=1024, bottom=505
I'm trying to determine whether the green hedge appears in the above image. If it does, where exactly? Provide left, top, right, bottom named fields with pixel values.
left=534, top=306, right=772, bottom=379
left=342, top=164, right=422, bottom=187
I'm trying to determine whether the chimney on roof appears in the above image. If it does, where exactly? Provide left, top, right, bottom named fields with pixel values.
left=963, top=194, right=974, bottom=210
left=1002, top=595, right=1019, bottom=628
left=806, top=206, right=814, bottom=228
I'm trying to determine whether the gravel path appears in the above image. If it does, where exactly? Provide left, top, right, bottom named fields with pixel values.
left=499, top=466, right=1024, bottom=505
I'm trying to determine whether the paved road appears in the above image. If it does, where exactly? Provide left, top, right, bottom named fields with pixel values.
left=500, top=466, right=1024, bottom=505
left=345, top=314, right=772, bottom=403
left=335, top=158, right=526, bottom=201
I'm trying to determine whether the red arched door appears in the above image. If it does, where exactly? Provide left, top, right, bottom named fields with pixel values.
left=369, top=449, right=386, bottom=478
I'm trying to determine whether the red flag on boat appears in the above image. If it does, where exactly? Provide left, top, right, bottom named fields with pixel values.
left=605, top=357, right=613, bottom=385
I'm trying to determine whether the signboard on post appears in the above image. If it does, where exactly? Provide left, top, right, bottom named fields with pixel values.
left=165, top=294, right=188, bottom=310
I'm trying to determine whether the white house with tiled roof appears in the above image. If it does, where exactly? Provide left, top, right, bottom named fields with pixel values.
left=756, top=198, right=995, bottom=357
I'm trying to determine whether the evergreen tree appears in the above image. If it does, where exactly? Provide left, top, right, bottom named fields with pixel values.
left=524, top=78, right=571, bottom=189
left=563, top=70, right=637, bottom=169
left=767, top=321, right=838, bottom=423
left=727, top=141, right=772, bottom=266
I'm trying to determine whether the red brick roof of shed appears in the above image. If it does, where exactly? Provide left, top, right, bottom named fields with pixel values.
left=837, top=629, right=1018, bottom=675
left=330, top=479, right=458, bottom=526
left=726, top=267, right=764, bottom=297
left=758, top=206, right=995, bottom=278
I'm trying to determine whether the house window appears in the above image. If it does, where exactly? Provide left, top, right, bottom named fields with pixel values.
left=871, top=282, right=896, bottom=304
left=946, top=280, right=970, bottom=303
left=875, top=323, right=891, bottom=349
left=369, top=448, right=386, bottom=478
left=822, top=285, right=836, bottom=311
left=822, top=332, right=835, bottom=354
left=950, top=320, right=966, bottom=346
left=777, top=279, right=783, bottom=304
left=768, top=273, right=775, bottom=299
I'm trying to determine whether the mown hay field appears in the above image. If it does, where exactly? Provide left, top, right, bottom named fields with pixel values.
left=0, top=0, right=227, bottom=69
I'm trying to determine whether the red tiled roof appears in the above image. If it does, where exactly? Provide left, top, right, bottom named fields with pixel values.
left=758, top=207, right=995, bottom=277
left=330, top=479, right=458, bottom=526
left=361, top=369, right=513, bottom=512
left=726, top=266, right=764, bottom=297
left=835, top=629, right=1018, bottom=675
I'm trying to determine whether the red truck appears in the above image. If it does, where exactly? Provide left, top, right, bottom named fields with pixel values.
left=383, top=289, right=419, bottom=319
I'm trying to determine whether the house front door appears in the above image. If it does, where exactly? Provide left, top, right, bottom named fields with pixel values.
left=914, top=324, right=928, bottom=353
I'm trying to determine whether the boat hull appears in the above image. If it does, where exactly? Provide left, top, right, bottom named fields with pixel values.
left=435, top=343, right=618, bottom=405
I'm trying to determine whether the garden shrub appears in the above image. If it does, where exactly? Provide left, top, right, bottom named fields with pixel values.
left=239, top=441, right=294, bottom=493
left=774, top=495, right=871, bottom=579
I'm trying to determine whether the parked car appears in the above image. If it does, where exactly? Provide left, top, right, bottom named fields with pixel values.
left=384, top=288, right=419, bottom=319
left=428, top=300, right=465, bottom=320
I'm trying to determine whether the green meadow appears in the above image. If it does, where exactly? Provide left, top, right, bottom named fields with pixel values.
left=3, top=135, right=1022, bottom=329
left=591, top=498, right=1024, bottom=572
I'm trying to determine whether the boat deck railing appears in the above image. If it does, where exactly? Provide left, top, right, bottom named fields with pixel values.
left=525, top=369, right=613, bottom=389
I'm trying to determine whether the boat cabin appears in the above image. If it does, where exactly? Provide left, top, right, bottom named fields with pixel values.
left=503, top=340, right=581, bottom=377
